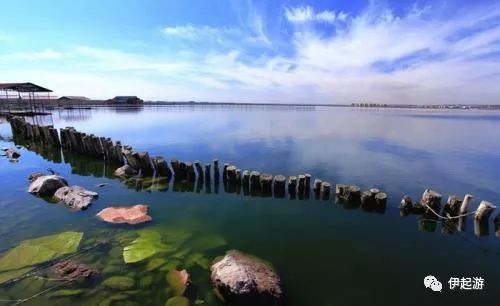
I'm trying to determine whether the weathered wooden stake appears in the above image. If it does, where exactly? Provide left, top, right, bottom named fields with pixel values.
left=288, top=176, right=298, bottom=196
left=420, top=189, right=442, bottom=212
left=320, top=181, right=331, bottom=200
left=474, top=200, right=496, bottom=221
left=459, top=194, right=473, bottom=214
left=273, top=175, right=286, bottom=198
left=260, top=173, right=273, bottom=196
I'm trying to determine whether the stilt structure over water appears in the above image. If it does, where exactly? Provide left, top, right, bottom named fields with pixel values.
left=0, top=83, right=53, bottom=114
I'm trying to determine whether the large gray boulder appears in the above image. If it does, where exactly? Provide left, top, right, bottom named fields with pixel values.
left=28, top=175, right=68, bottom=196
left=54, top=186, right=98, bottom=210
left=211, top=250, right=282, bottom=306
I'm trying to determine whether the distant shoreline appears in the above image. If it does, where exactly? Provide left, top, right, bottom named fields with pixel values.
left=1, top=98, right=500, bottom=112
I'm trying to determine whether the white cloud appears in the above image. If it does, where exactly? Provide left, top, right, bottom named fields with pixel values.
left=284, top=5, right=345, bottom=24
left=0, top=49, right=62, bottom=61
left=162, top=25, right=233, bottom=40
left=2, top=3, right=500, bottom=105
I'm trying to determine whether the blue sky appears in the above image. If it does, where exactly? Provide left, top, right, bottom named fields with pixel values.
left=1, top=0, right=499, bottom=104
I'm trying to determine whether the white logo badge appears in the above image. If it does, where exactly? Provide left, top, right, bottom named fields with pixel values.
left=424, top=275, right=442, bottom=292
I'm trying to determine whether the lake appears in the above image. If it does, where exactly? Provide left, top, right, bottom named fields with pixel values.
left=0, top=105, right=499, bottom=306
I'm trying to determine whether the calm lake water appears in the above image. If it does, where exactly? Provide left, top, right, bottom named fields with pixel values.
left=0, top=106, right=499, bottom=306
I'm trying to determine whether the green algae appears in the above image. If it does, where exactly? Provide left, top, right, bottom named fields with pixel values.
left=146, top=258, right=167, bottom=271
left=0, top=231, right=83, bottom=284
left=165, top=296, right=189, bottom=306
left=48, top=289, right=85, bottom=298
left=102, top=276, right=135, bottom=290
left=123, top=230, right=172, bottom=264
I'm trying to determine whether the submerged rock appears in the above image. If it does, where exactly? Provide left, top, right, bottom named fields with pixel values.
left=166, top=269, right=190, bottom=296
left=96, top=204, right=152, bottom=225
left=50, top=260, right=98, bottom=281
left=114, top=165, right=138, bottom=177
left=5, top=148, right=20, bottom=159
left=54, top=185, right=98, bottom=210
left=28, top=175, right=68, bottom=196
left=210, top=250, right=282, bottom=305
left=102, top=276, right=135, bottom=290
left=28, top=172, right=45, bottom=183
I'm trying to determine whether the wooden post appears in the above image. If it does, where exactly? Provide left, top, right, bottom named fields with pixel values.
left=186, top=162, right=195, bottom=182
left=375, top=192, right=387, bottom=207
left=473, top=219, right=489, bottom=236
left=298, top=175, right=306, bottom=194
left=459, top=194, right=473, bottom=214
left=152, top=156, right=172, bottom=178
left=205, top=163, right=211, bottom=194
left=204, top=163, right=211, bottom=182
left=242, top=170, right=250, bottom=196
left=313, top=179, right=322, bottom=199
left=226, top=165, right=237, bottom=186
left=420, top=189, right=442, bottom=212
left=304, top=174, right=311, bottom=191
left=320, top=181, right=331, bottom=200
left=444, top=195, right=462, bottom=217
left=336, top=184, right=361, bottom=202
left=260, top=173, right=273, bottom=196
left=273, top=175, right=286, bottom=198
left=288, top=176, right=298, bottom=197
left=474, top=201, right=496, bottom=221
left=249, top=171, right=261, bottom=195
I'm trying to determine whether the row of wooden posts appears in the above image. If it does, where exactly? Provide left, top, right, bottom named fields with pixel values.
left=6, top=116, right=497, bottom=226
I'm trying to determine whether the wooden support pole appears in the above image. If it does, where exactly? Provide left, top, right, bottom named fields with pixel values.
left=474, top=200, right=496, bottom=221
left=320, top=181, right=331, bottom=200
left=260, top=173, right=273, bottom=196
left=288, top=176, right=298, bottom=196
left=273, top=175, right=286, bottom=198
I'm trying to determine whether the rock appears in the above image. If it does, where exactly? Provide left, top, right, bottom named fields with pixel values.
left=114, top=165, right=138, bottom=177
left=54, top=186, right=98, bottom=210
left=97, top=183, right=108, bottom=188
left=102, top=276, right=135, bottom=290
left=115, top=165, right=135, bottom=177
left=28, top=175, right=68, bottom=196
left=165, top=296, right=189, bottom=306
left=28, top=172, right=45, bottom=183
left=211, top=250, right=282, bottom=305
left=5, top=148, right=20, bottom=159
left=96, top=204, right=152, bottom=225
left=166, top=269, right=190, bottom=296
left=50, top=260, right=98, bottom=281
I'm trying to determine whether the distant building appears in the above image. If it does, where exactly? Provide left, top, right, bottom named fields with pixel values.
left=110, top=96, right=143, bottom=104
left=58, top=96, right=90, bottom=102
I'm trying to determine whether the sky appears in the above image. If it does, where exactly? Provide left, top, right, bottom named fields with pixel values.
left=1, top=0, right=500, bottom=104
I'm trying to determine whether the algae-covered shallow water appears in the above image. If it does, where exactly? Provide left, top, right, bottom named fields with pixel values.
left=0, top=106, right=499, bottom=306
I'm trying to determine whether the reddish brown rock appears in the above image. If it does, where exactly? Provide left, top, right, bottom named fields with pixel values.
left=96, top=204, right=152, bottom=225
